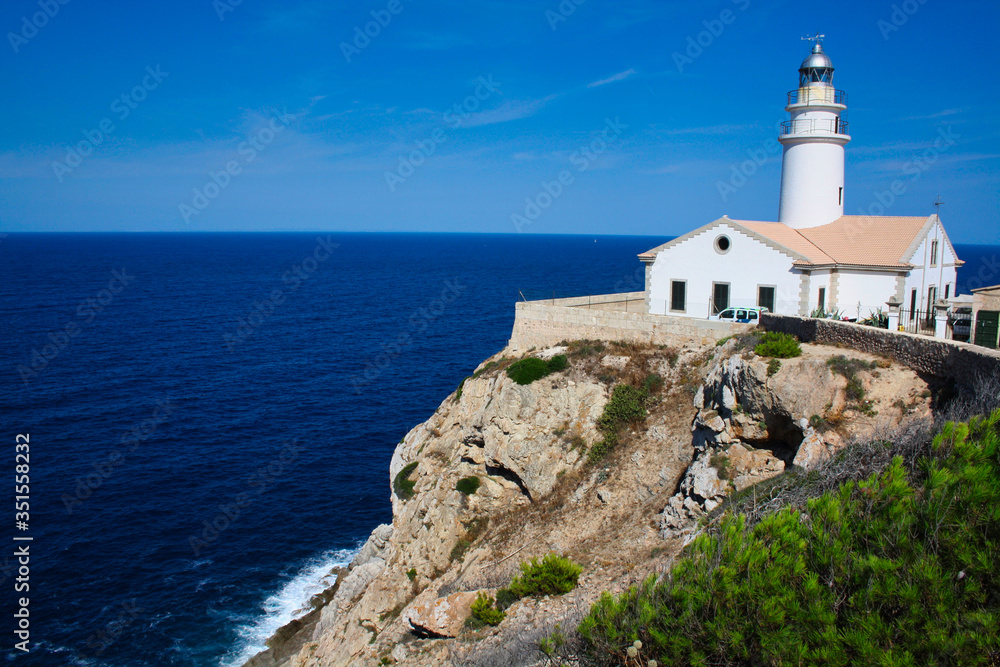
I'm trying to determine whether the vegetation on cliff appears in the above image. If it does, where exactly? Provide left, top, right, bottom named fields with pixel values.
left=506, top=354, right=569, bottom=385
left=578, top=411, right=1000, bottom=666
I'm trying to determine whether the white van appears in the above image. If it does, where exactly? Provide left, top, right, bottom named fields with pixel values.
left=712, top=307, right=768, bottom=323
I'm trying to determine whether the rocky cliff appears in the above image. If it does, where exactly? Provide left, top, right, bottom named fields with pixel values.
left=244, top=334, right=932, bottom=667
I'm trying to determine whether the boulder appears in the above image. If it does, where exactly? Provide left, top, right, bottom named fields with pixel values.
left=405, top=591, right=480, bottom=638
left=723, top=443, right=784, bottom=491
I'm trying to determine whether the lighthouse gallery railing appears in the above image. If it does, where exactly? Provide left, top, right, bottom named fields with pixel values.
left=780, top=118, right=850, bottom=137
left=786, top=88, right=848, bottom=106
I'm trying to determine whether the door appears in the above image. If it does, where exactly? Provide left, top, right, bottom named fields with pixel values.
left=975, top=311, right=999, bottom=349
left=712, top=283, right=729, bottom=315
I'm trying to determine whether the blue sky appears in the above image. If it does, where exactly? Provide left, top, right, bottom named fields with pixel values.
left=0, top=0, right=997, bottom=241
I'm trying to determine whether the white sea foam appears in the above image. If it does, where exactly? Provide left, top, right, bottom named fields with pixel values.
left=219, top=547, right=358, bottom=667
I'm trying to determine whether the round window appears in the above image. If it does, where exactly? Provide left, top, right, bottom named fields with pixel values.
left=714, top=235, right=732, bottom=254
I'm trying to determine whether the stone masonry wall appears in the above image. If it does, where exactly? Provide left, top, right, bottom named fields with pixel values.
left=761, top=313, right=1000, bottom=389
left=509, top=296, right=748, bottom=351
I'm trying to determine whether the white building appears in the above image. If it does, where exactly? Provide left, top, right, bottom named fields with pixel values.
left=642, top=39, right=963, bottom=322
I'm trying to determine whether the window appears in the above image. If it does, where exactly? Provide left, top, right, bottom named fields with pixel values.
left=714, top=235, right=731, bottom=254
left=926, top=286, right=937, bottom=325
left=747, top=310, right=759, bottom=321
left=758, top=285, right=776, bottom=312
left=930, top=240, right=939, bottom=266
left=910, top=289, right=917, bottom=320
left=945, top=284, right=950, bottom=300
left=712, top=283, right=730, bottom=315
left=818, top=287, right=826, bottom=311
left=736, top=310, right=748, bottom=320
left=838, top=187, right=843, bottom=206
left=670, top=280, right=686, bottom=312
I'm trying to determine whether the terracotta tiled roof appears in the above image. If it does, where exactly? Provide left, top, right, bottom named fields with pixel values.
left=797, top=215, right=932, bottom=268
left=640, top=215, right=949, bottom=270
left=735, top=220, right=836, bottom=265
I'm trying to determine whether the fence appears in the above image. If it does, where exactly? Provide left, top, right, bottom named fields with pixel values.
left=518, top=291, right=646, bottom=313
left=897, top=308, right=937, bottom=336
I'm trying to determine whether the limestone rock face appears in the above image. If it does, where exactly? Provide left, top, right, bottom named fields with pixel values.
left=247, top=340, right=933, bottom=667
left=313, top=524, right=393, bottom=638
left=405, top=592, right=479, bottom=638
left=724, top=443, right=784, bottom=492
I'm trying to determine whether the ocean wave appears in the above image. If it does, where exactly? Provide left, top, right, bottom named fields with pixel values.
left=217, top=546, right=359, bottom=667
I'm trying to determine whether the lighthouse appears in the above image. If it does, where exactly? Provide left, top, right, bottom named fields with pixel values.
left=777, top=36, right=850, bottom=228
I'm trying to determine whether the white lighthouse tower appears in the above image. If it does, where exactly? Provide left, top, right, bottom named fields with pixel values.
left=777, top=35, right=850, bottom=228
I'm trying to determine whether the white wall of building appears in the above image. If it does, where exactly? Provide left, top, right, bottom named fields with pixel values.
left=833, top=270, right=898, bottom=319
left=903, top=219, right=960, bottom=313
left=647, top=223, right=801, bottom=318
left=803, top=270, right=831, bottom=315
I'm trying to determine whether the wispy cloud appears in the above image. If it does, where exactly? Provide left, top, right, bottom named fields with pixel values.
left=460, top=96, right=557, bottom=128
left=659, top=124, right=753, bottom=136
left=587, top=68, right=637, bottom=88
left=900, top=108, right=967, bottom=121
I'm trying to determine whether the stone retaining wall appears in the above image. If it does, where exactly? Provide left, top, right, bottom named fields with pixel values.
left=509, top=294, right=748, bottom=350
left=761, top=313, right=1000, bottom=388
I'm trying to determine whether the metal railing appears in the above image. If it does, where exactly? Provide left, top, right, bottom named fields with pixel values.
left=786, top=88, right=847, bottom=106
left=780, top=118, right=849, bottom=137
left=897, top=308, right=937, bottom=336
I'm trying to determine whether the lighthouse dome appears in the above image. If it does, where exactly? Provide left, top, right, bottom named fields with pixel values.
left=800, top=44, right=833, bottom=70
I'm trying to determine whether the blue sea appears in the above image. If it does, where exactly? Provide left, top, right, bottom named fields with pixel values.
left=1, top=234, right=995, bottom=666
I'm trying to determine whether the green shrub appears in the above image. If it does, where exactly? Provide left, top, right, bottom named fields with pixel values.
left=455, top=476, right=481, bottom=495
left=494, top=587, right=518, bottom=611
left=469, top=591, right=505, bottom=627
left=598, top=385, right=647, bottom=430
left=709, top=452, right=731, bottom=481
left=506, top=355, right=571, bottom=385
left=579, top=412, right=1000, bottom=666
left=450, top=517, right=487, bottom=562
left=754, top=331, right=802, bottom=358
left=715, top=335, right=732, bottom=347
left=393, top=461, right=418, bottom=500
left=506, top=357, right=550, bottom=384
left=767, top=358, right=781, bottom=376
left=547, top=354, right=568, bottom=372
left=589, top=384, right=648, bottom=462
left=509, top=553, right=583, bottom=598
left=587, top=436, right=615, bottom=464
left=406, top=568, right=417, bottom=581
left=827, top=355, right=873, bottom=402
left=642, top=373, right=664, bottom=394
left=454, top=376, right=468, bottom=401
